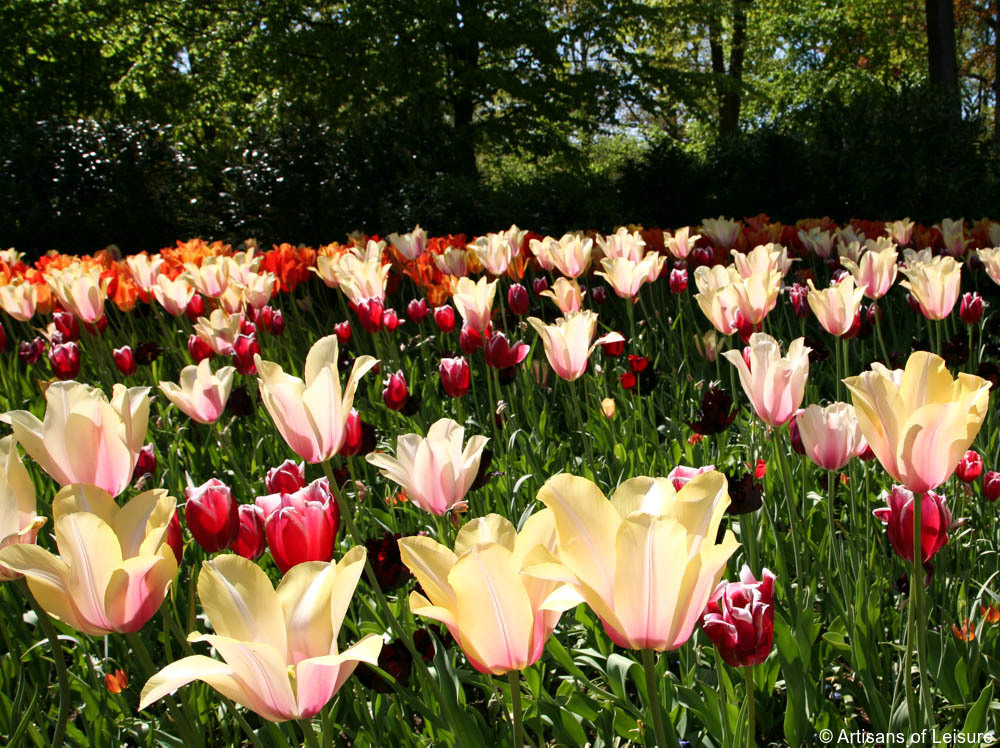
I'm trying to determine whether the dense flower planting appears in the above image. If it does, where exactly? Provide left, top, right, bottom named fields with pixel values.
left=1, top=214, right=1000, bottom=746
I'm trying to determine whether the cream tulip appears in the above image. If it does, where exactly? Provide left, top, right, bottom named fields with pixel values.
left=666, top=226, right=701, bottom=260
left=159, top=360, right=236, bottom=424
left=125, top=253, right=164, bottom=294
left=0, top=281, right=37, bottom=322
left=152, top=275, right=195, bottom=316
left=595, top=254, right=663, bottom=299
left=388, top=225, right=427, bottom=260
left=840, top=246, right=898, bottom=299
left=452, top=276, right=498, bottom=333
left=545, top=233, right=593, bottom=278
left=540, top=277, right=585, bottom=313
left=0, top=436, right=46, bottom=581
left=806, top=277, right=866, bottom=336
left=796, top=403, right=866, bottom=471
left=597, top=227, right=646, bottom=262
left=194, top=309, right=243, bottom=355
left=47, top=265, right=107, bottom=323
left=527, top=311, right=624, bottom=381
left=723, top=333, right=810, bottom=428
left=183, top=257, right=230, bottom=298
left=899, top=255, right=963, bottom=320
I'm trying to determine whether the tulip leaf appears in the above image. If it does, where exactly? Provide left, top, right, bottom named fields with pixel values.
left=960, top=681, right=993, bottom=737
left=606, top=653, right=637, bottom=702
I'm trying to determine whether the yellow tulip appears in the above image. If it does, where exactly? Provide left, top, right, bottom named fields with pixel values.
left=806, top=277, right=865, bottom=336
left=899, top=255, right=963, bottom=320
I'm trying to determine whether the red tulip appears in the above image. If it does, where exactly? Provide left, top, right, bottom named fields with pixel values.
left=365, top=532, right=410, bottom=591
left=135, top=341, right=163, bottom=365
left=187, top=334, right=214, bottom=363
left=185, top=293, right=206, bottom=322
left=265, top=460, right=306, bottom=494
left=334, top=320, right=352, bottom=345
left=984, top=470, right=1000, bottom=502
left=956, top=450, right=983, bottom=483
left=231, top=334, right=259, bottom=375
left=231, top=504, right=267, bottom=561
left=620, top=371, right=637, bottom=390
left=267, top=309, right=285, bottom=335
left=590, top=285, right=608, bottom=304
left=0, top=324, right=6, bottom=354
left=132, top=443, right=156, bottom=482
left=960, top=292, right=984, bottom=325
left=531, top=277, right=549, bottom=295
left=18, top=337, right=46, bottom=365
left=873, top=486, right=951, bottom=565
left=628, top=354, right=649, bottom=372
left=264, top=488, right=340, bottom=574
left=701, top=566, right=776, bottom=667
left=381, top=308, right=402, bottom=332
left=484, top=332, right=529, bottom=369
left=52, top=310, right=79, bottom=342
left=49, top=341, right=80, bottom=380
left=184, top=478, right=239, bottom=553
left=338, top=408, right=376, bottom=457
left=669, top=267, right=688, bottom=294
left=81, top=316, right=107, bottom=337
left=439, top=356, right=470, bottom=397
left=240, top=318, right=257, bottom=337
left=113, top=346, right=137, bottom=376
left=788, top=283, right=810, bottom=318
left=602, top=338, right=625, bottom=357
left=354, top=297, right=384, bottom=333
left=459, top=323, right=485, bottom=354
left=383, top=370, right=409, bottom=411
left=166, top=510, right=183, bottom=564
left=433, top=305, right=457, bottom=333
left=407, top=298, right=429, bottom=323
left=507, top=284, right=530, bottom=316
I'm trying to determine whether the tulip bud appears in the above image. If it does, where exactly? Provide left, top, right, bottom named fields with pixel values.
left=459, top=323, right=484, bottom=355
left=264, top=491, right=339, bottom=574
left=231, top=334, right=259, bottom=376
left=184, top=478, right=239, bottom=553
left=166, top=510, right=183, bottom=564
left=531, top=277, right=549, bottom=295
left=53, top=310, right=79, bottom=342
left=382, top=308, right=402, bottom=332
left=984, top=470, right=1000, bottom=502
left=628, top=354, right=649, bottom=373
left=334, top=320, right=352, bottom=345
left=667, top=464, right=716, bottom=491
left=135, top=341, right=164, bottom=365
left=365, top=532, right=410, bottom=591
left=132, top=443, right=156, bottom=482
left=439, top=356, right=470, bottom=397
left=185, top=293, right=206, bottom=323
left=788, top=283, right=810, bottom=318
left=484, top=332, right=529, bottom=369
left=701, top=566, right=776, bottom=667
left=187, top=334, right=214, bottom=363
left=113, top=346, right=137, bottom=376
left=49, top=341, right=80, bottom=380
left=433, top=305, right=456, bottom=333
left=873, top=486, right=951, bottom=565
left=620, top=371, right=637, bottom=390
left=601, top=397, right=616, bottom=418
left=231, top=504, right=267, bottom=561
left=507, top=283, right=530, bottom=315
left=788, top=409, right=806, bottom=455
left=960, top=292, right=984, bottom=325
left=354, top=298, right=384, bottom=333
left=669, top=267, right=688, bottom=294
left=956, top=450, right=983, bottom=483
left=407, top=298, right=429, bottom=323
left=383, top=370, right=409, bottom=411
left=591, top=285, right=608, bottom=304
left=339, top=408, right=377, bottom=457
left=18, top=337, right=45, bottom=366
left=265, top=460, right=307, bottom=494
left=602, top=337, right=625, bottom=357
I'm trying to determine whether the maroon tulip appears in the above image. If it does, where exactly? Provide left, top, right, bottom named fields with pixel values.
left=187, top=334, right=214, bottom=362
left=788, top=283, right=810, bottom=318
left=18, top=337, right=46, bottom=366
left=239, top=318, right=257, bottom=338
left=873, top=486, right=951, bottom=565
left=49, top=341, right=80, bottom=380
left=960, top=292, right=984, bottom=325
left=113, top=346, right=137, bottom=376
left=265, top=460, right=306, bottom=495
left=407, top=298, right=429, bottom=323
left=701, top=566, right=776, bottom=667
left=383, top=370, right=409, bottom=411
left=132, top=443, right=156, bottom=482
left=956, top=450, right=983, bottom=483
left=688, top=386, right=738, bottom=435
left=689, top=246, right=713, bottom=268
left=166, top=510, right=184, bottom=564
left=669, top=267, right=688, bottom=294
left=365, top=532, right=411, bottom=591
left=135, top=341, right=164, bottom=365
left=231, top=505, right=267, bottom=561
left=52, top=310, right=79, bottom=342
left=357, top=640, right=413, bottom=692
left=0, top=323, right=6, bottom=354
left=433, top=305, right=457, bottom=333
left=590, top=285, right=607, bottom=305
left=484, top=332, right=529, bottom=369
left=334, top=320, right=352, bottom=345
left=354, top=297, right=384, bottom=333
left=267, top=309, right=285, bottom=336
left=602, top=338, right=625, bottom=357
left=381, top=308, right=402, bottom=332
left=231, top=334, right=260, bottom=375
left=984, top=470, right=1000, bottom=502
left=788, top=409, right=806, bottom=455
left=507, top=284, right=530, bottom=316
left=184, top=478, right=239, bottom=553
left=263, top=489, right=340, bottom=574
left=459, top=323, right=485, bottom=354
left=531, top=277, right=549, bottom=295
left=185, top=293, right=206, bottom=323
left=858, top=443, right=876, bottom=461
left=439, top=356, right=470, bottom=398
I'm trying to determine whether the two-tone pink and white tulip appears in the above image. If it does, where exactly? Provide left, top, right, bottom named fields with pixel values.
left=899, top=255, right=963, bottom=320
left=840, top=246, right=898, bottom=300
left=723, top=334, right=810, bottom=428
left=806, top=276, right=865, bottom=337
left=795, top=402, right=866, bottom=471
left=0, top=436, right=46, bottom=581
left=452, top=276, right=498, bottom=333
left=159, top=359, right=236, bottom=424
left=527, top=311, right=624, bottom=382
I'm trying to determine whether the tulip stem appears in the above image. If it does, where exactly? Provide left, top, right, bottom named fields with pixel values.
left=18, top=579, right=70, bottom=748
left=640, top=649, right=679, bottom=748
left=743, top=666, right=756, bottom=748
left=772, top=433, right=803, bottom=581
left=507, top=670, right=525, bottom=748
left=912, top=492, right=934, bottom=727
left=299, top=720, right=320, bottom=748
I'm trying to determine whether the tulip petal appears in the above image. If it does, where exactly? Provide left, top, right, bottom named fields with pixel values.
left=327, top=547, right=367, bottom=652
left=56, top=512, right=122, bottom=633
left=455, top=514, right=517, bottom=555
left=0, top=543, right=84, bottom=632
left=294, top=633, right=383, bottom=717
left=104, top=547, right=177, bottom=632
left=114, top=490, right=175, bottom=559
left=398, top=536, right=458, bottom=610
left=51, top=483, right=117, bottom=525
left=276, top=561, right=337, bottom=663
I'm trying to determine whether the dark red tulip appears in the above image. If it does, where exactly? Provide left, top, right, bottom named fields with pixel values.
left=620, top=371, right=637, bottom=390
left=113, top=346, right=137, bottom=376
left=788, top=283, right=810, bottom=318
left=231, top=505, right=267, bottom=561
left=185, top=293, right=206, bottom=322
left=439, top=356, right=470, bottom=397
left=226, top=385, right=255, bottom=417
left=507, top=283, right=530, bottom=315
left=240, top=318, right=257, bottom=338
left=858, top=443, right=876, bottom=461
left=339, top=408, right=376, bottom=457
left=383, top=370, right=409, bottom=411
left=628, top=355, right=649, bottom=372
left=484, top=333, right=529, bottom=369
left=232, top=334, right=259, bottom=375
left=365, top=532, right=411, bottom=591
left=725, top=469, right=763, bottom=514
left=960, top=292, right=984, bottom=325
left=49, top=341, right=80, bottom=380
left=602, top=337, right=625, bottom=357
left=52, top=310, right=79, bottom=342
left=788, top=409, right=806, bottom=455
left=433, top=305, right=457, bottom=333
left=407, top=298, right=429, bottom=323
left=874, top=486, right=951, bottom=569
left=267, top=309, right=285, bottom=335
left=956, top=450, right=983, bottom=483
left=354, top=297, right=384, bottom=333
left=669, top=267, right=688, bottom=294
left=265, top=460, right=306, bottom=495
left=459, top=323, right=484, bottom=355
left=702, top=566, right=776, bottom=668
left=0, top=323, right=6, bottom=353
left=81, top=316, right=107, bottom=337
left=135, top=341, right=164, bottom=365
left=187, top=334, right=214, bottom=362
left=18, top=337, right=46, bottom=365
left=531, top=277, right=549, bottom=295
left=166, top=510, right=183, bottom=564
left=334, top=320, right=352, bottom=345
left=688, top=386, right=738, bottom=436
left=689, top=246, right=713, bottom=268
left=264, top=491, right=339, bottom=574
left=984, top=470, right=1000, bottom=502
left=357, top=640, right=413, bottom=692
left=132, top=443, right=156, bottom=482
left=184, top=478, right=239, bottom=553
left=591, top=285, right=608, bottom=304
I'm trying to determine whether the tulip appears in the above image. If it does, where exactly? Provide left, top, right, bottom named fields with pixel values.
left=388, top=224, right=426, bottom=260
left=433, top=248, right=470, bottom=277
left=0, top=281, right=37, bottom=321
left=955, top=450, right=983, bottom=483
left=183, top=257, right=230, bottom=299
left=0, top=437, right=47, bottom=581
left=601, top=398, right=616, bottom=418
left=527, top=311, right=624, bottom=382
left=439, top=356, right=470, bottom=397
left=381, top=308, right=401, bottom=332
left=433, top=305, right=457, bottom=333
left=731, top=269, right=782, bottom=326
left=602, top=337, right=625, bottom=357
left=484, top=332, right=529, bottom=370
left=113, top=346, right=137, bottom=377
left=264, top=488, right=340, bottom=574
left=185, top=292, right=206, bottom=322
left=49, top=341, right=81, bottom=380
left=701, top=566, right=776, bottom=667
left=6, top=381, right=150, bottom=497
left=194, top=309, right=243, bottom=356
left=353, top=298, right=384, bottom=333
left=798, top=226, right=835, bottom=258
left=984, top=471, right=1000, bottom=502
left=135, top=341, right=164, bottom=366
left=255, top=335, right=377, bottom=463
left=899, top=256, right=963, bottom=320
left=184, top=479, right=239, bottom=553
left=688, top=385, right=738, bottom=435
left=125, top=253, right=163, bottom=293
left=139, top=550, right=382, bottom=721
left=544, top=233, right=593, bottom=278
left=873, top=486, right=951, bottom=565
left=266, top=308, right=285, bottom=335
left=694, top=330, right=720, bottom=363
left=166, top=510, right=183, bottom=564
left=595, top=254, right=663, bottom=299
left=531, top=471, right=738, bottom=651
left=666, top=226, right=701, bottom=259
left=841, top=246, right=899, bottom=300
left=133, top=443, right=157, bottom=482
left=669, top=267, right=688, bottom=294
left=459, top=323, right=485, bottom=355
left=231, top=333, right=260, bottom=376
left=597, top=227, right=646, bottom=262
left=334, top=320, right=351, bottom=345
left=507, top=283, right=530, bottom=316
left=471, top=233, right=515, bottom=276
left=366, top=418, right=488, bottom=516
left=152, top=275, right=195, bottom=316
left=159, top=359, right=236, bottom=424
left=265, top=460, right=307, bottom=494
left=701, top=216, right=741, bottom=250
left=788, top=282, right=810, bottom=318
left=960, top=292, right=984, bottom=325
left=338, top=409, right=376, bottom=457
left=17, top=337, right=42, bottom=366
left=399, top=512, right=582, bottom=674
left=806, top=277, right=866, bottom=337
left=187, top=334, right=214, bottom=363
left=885, top=218, right=914, bottom=246
left=231, top=505, right=267, bottom=561
left=365, top=532, right=410, bottom=591
left=47, top=266, right=107, bottom=324
left=531, top=277, right=549, bottom=295
left=540, top=277, right=585, bottom=314
left=382, top=370, right=409, bottom=411
left=666, top=464, right=716, bottom=491
left=795, top=403, right=866, bottom=471
left=407, top=298, right=429, bottom=323
left=978, top=247, right=1000, bottom=287
left=844, top=351, right=990, bottom=493
left=0, top=484, right=178, bottom=634
left=723, top=334, right=810, bottom=428
left=693, top=265, right=741, bottom=335
left=241, top=271, right=276, bottom=309
left=934, top=217, right=969, bottom=257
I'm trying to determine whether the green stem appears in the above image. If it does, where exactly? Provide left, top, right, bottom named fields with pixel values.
left=299, top=720, right=321, bottom=748
left=772, top=432, right=804, bottom=580
left=744, top=666, right=756, bottom=748
left=507, top=670, right=525, bottom=748
left=640, top=649, right=679, bottom=748
left=18, top=579, right=70, bottom=748
left=912, top=491, right=933, bottom=727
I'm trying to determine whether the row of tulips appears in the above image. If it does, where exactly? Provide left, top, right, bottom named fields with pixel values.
left=0, top=215, right=999, bottom=746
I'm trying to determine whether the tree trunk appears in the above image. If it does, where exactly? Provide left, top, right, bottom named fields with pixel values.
left=925, top=0, right=960, bottom=117
left=710, top=0, right=751, bottom=139
left=993, top=1, right=999, bottom=143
